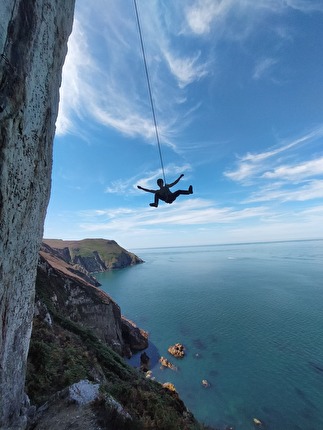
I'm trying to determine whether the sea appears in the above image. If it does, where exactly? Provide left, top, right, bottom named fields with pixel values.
left=95, top=240, right=323, bottom=430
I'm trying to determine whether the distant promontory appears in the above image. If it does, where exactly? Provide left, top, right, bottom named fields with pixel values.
left=42, top=238, right=144, bottom=273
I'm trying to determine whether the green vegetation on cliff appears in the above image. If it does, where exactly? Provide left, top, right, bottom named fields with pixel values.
left=43, top=238, right=143, bottom=271
left=27, top=265, right=210, bottom=430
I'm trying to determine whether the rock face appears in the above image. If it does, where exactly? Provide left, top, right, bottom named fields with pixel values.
left=121, top=317, right=149, bottom=356
left=140, top=352, right=150, bottom=372
left=38, top=243, right=148, bottom=355
left=28, top=380, right=132, bottom=430
left=40, top=242, right=101, bottom=287
left=0, top=2, right=75, bottom=428
left=43, top=238, right=144, bottom=272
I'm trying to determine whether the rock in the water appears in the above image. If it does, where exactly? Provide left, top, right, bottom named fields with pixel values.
left=145, top=370, right=154, bottom=379
left=168, top=343, right=185, bottom=358
left=121, top=317, right=149, bottom=353
left=159, top=356, right=177, bottom=370
left=201, top=379, right=210, bottom=388
left=162, top=382, right=177, bottom=393
left=140, top=352, right=150, bottom=371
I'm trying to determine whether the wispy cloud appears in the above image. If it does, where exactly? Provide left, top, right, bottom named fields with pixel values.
left=184, top=0, right=323, bottom=38
left=253, top=57, right=278, bottom=80
left=284, top=0, right=323, bottom=13
left=45, top=199, right=323, bottom=247
left=78, top=198, right=270, bottom=233
left=224, top=126, right=323, bottom=205
left=56, top=20, right=95, bottom=136
left=105, top=178, right=134, bottom=195
left=263, top=157, right=323, bottom=180
left=55, top=196, right=323, bottom=248
left=162, top=49, right=208, bottom=88
left=225, top=126, right=323, bottom=182
left=246, top=180, right=323, bottom=203
left=185, top=0, right=234, bottom=35
left=57, top=0, right=323, bottom=144
left=56, top=0, right=210, bottom=148
left=105, top=163, right=193, bottom=194
left=57, top=15, right=160, bottom=140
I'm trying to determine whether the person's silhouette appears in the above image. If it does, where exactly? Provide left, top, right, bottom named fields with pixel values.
left=137, top=174, right=193, bottom=207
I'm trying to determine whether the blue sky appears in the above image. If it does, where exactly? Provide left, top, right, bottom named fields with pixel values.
left=44, top=0, right=323, bottom=249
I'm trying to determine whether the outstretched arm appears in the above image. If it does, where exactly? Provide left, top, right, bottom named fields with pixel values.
left=137, top=185, right=155, bottom=194
left=168, top=174, right=184, bottom=188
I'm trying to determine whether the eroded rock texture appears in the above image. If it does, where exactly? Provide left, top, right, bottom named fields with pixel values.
left=38, top=244, right=148, bottom=356
left=0, top=1, right=75, bottom=428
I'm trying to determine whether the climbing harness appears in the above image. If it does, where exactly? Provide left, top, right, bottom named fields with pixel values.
left=133, top=0, right=167, bottom=184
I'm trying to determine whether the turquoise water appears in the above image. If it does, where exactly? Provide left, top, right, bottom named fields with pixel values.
left=95, top=240, right=323, bottom=430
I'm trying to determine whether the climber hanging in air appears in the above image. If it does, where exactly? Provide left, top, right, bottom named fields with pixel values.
left=137, top=174, right=193, bottom=207
left=134, top=1, right=193, bottom=208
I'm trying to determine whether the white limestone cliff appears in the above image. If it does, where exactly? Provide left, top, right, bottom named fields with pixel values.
left=0, top=1, right=75, bottom=428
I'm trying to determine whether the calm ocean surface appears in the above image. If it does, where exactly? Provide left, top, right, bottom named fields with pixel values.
left=95, top=240, right=323, bottom=430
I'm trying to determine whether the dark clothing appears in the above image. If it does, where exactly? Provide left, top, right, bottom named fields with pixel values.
left=157, top=186, right=176, bottom=203
left=137, top=175, right=193, bottom=207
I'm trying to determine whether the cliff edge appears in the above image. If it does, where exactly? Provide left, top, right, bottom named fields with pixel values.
left=25, top=244, right=206, bottom=430
left=43, top=238, right=144, bottom=272
left=38, top=242, right=148, bottom=356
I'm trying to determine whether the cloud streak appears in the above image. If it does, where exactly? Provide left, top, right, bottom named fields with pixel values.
left=56, top=0, right=323, bottom=147
left=225, top=126, right=323, bottom=182
left=78, top=198, right=269, bottom=232
left=253, top=57, right=278, bottom=80
left=184, top=0, right=323, bottom=38
left=56, top=19, right=95, bottom=136
left=105, top=163, right=193, bottom=194
left=47, top=196, right=323, bottom=248
left=224, top=126, right=323, bottom=205
left=263, top=157, right=323, bottom=180
left=246, top=180, right=323, bottom=203
left=162, top=49, right=208, bottom=88
left=56, top=0, right=211, bottom=148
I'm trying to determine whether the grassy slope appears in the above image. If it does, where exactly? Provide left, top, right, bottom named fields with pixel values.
left=43, top=238, right=139, bottom=265
left=27, top=272, right=209, bottom=430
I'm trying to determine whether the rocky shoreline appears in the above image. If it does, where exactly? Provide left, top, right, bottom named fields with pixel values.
left=26, top=242, right=208, bottom=429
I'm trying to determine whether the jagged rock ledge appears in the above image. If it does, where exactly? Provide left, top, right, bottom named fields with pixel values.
left=38, top=242, right=147, bottom=356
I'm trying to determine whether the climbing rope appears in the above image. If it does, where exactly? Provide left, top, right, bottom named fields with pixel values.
left=133, top=0, right=167, bottom=184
